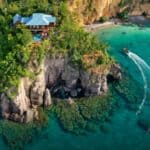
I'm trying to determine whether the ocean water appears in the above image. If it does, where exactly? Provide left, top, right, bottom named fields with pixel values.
left=1, top=24, right=150, bottom=150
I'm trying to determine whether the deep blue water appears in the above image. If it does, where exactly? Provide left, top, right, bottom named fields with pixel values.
left=1, top=24, right=150, bottom=150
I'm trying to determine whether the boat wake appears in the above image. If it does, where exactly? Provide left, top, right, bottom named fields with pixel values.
left=127, top=51, right=150, bottom=115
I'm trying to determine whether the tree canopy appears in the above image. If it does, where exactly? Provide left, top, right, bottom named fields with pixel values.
left=0, top=0, right=112, bottom=96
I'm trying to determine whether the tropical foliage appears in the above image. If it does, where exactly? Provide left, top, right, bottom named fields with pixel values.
left=0, top=0, right=111, bottom=93
left=54, top=92, right=117, bottom=134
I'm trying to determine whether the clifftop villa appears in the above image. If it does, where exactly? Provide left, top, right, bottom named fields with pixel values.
left=13, top=13, right=56, bottom=41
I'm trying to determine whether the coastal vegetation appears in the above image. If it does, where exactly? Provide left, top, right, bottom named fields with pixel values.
left=0, top=0, right=150, bottom=150
left=117, top=10, right=129, bottom=20
left=0, top=0, right=111, bottom=94
left=0, top=91, right=117, bottom=149
left=0, top=108, right=48, bottom=150
left=0, top=0, right=117, bottom=146
left=54, top=92, right=117, bottom=134
left=118, top=0, right=132, bottom=7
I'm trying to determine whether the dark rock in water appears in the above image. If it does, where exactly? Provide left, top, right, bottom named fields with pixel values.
left=137, top=117, right=150, bottom=132
left=122, top=32, right=126, bottom=35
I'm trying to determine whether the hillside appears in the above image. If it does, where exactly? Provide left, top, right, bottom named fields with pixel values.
left=68, top=0, right=150, bottom=24
left=0, top=0, right=122, bottom=123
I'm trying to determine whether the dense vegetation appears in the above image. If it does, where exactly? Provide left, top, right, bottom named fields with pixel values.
left=54, top=92, right=117, bottom=134
left=0, top=108, right=48, bottom=150
left=0, top=1, right=124, bottom=149
left=0, top=0, right=117, bottom=147
left=0, top=0, right=111, bottom=95
left=118, top=0, right=133, bottom=7
left=0, top=0, right=52, bottom=94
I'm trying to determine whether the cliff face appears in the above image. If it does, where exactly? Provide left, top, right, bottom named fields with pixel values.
left=68, top=0, right=150, bottom=24
left=67, top=0, right=121, bottom=24
left=0, top=56, right=121, bottom=123
left=130, top=3, right=150, bottom=16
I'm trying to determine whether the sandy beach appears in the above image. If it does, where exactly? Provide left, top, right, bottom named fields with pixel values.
left=84, top=19, right=121, bottom=32
left=84, top=16, right=150, bottom=32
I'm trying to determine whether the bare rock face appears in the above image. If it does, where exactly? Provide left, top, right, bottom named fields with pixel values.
left=24, top=108, right=38, bottom=123
left=101, top=75, right=108, bottom=93
left=81, top=70, right=100, bottom=95
left=43, top=88, right=52, bottom=107
left=0, top=94, right=10, bottom=118
left=30, top=65, right=46, bottom=105
left=110, top=63, right=122, bottom=80
left=0, top=61, right=47, bottom=123
left=67, top=0, right=121, bottom=24
left=13, top=78, right=31, bottom=115
left=45, top=56, right=65, bottom=87
left=81, top=70, right=108, bottom=96
left=130, top=3, right=150, bottom=16
left=0, top=56, right=122, bottom=123
left=0, top=78, right=39, bottom=123
left=61, top=65, right=80, bottom=89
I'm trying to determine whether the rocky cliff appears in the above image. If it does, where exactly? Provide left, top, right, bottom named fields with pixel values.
left=0, top=56, right=121, bottom=123
left=67, top=0, right=121, bottom=24
left=130, top=2, right=150, bottom=16
left=67, top=0, right=150, bottom=24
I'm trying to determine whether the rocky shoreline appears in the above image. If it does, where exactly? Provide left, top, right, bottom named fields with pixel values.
left=0, top=56, right=122, bottom=123
left=84, top=15, right=150, bottom=32
left=84, top=19, right=121, bottom=32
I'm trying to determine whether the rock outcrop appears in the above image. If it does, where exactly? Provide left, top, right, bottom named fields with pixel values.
left=110, top=63, right=122, bottom=80
left=130, top=3, right=150, bottom=16
left=67, top=0, right=121, bottom=24
left=0, top=78, right=39, bottom=123
left=68, top=0, right=150, bottom=25
left=43, top=88, right=52, bottom=107
left=30, top=65, right=46, bottom=106
left=0, top=56, right=121, bottom=123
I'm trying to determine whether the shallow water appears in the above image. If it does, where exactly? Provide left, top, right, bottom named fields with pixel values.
left=1, top=24, right=150, bottom=150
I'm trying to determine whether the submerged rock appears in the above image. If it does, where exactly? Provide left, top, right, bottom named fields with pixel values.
left=138, top=117, right=150, bottom=132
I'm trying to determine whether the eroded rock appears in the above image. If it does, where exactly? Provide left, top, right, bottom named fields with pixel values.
left=109, top=63, right=122, bottom=80
left=0, top=56, right=122, bottom=123
left=43, top=89, right=52, bottom=107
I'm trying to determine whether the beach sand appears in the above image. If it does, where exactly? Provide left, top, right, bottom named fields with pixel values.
left=84, top=19, right=121, bottom=32
left=84, top=16, right=150, bottom=32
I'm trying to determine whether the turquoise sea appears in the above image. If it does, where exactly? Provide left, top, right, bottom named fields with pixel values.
left=1, top=24, right=150, bottom=150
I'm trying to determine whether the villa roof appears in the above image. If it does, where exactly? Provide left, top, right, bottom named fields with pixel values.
left=13, top=13, right=56, bottom=26
left=13, top=14, right=22, bottom=24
